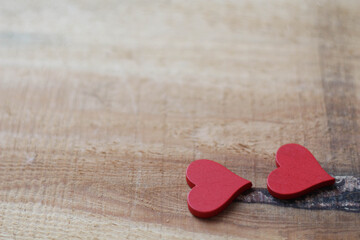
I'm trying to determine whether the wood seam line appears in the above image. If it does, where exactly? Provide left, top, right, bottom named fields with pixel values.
left=235, top=176, right=360, bottom=213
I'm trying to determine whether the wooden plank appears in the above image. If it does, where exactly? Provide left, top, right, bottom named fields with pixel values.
left=0, top=0, right=359, bottom=239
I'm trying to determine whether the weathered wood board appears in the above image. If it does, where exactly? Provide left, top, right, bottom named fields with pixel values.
left=0, top=0, right=359, bottom=239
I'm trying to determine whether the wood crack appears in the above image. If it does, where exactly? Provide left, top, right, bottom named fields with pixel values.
left=235, top=176, right=360, bottom=212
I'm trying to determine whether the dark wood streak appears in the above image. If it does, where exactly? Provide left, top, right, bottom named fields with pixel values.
left=317, top=3, right=360, bottom=174
left=235, top=176, right=360, bottom=212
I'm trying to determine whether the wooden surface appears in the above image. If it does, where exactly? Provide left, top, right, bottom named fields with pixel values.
left=0, top=0, right=359, bottom=239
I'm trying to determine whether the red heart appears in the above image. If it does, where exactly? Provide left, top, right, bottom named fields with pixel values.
left=267, top=144, right=335, bottom=199
left=186, top=159, right=252, bottom=218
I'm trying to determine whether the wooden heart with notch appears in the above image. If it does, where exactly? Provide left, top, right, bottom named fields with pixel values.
left=267, top=143, right=335, bottom=199
left=186, top=159, right=252, bottom=218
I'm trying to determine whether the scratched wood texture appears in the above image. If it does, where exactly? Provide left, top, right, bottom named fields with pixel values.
left=0, top=0, right=359, bottom=239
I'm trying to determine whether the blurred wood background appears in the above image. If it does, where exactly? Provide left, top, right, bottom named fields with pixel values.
left=0, top=0, right=359, bottom=239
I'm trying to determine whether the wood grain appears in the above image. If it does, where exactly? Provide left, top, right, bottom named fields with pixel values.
left=0, top=0, right=359, bottom=239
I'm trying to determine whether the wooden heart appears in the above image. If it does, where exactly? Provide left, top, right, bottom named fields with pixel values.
left=267, top=143, right=335, bottom=199
left=186, top=159, right=252, bottom=218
